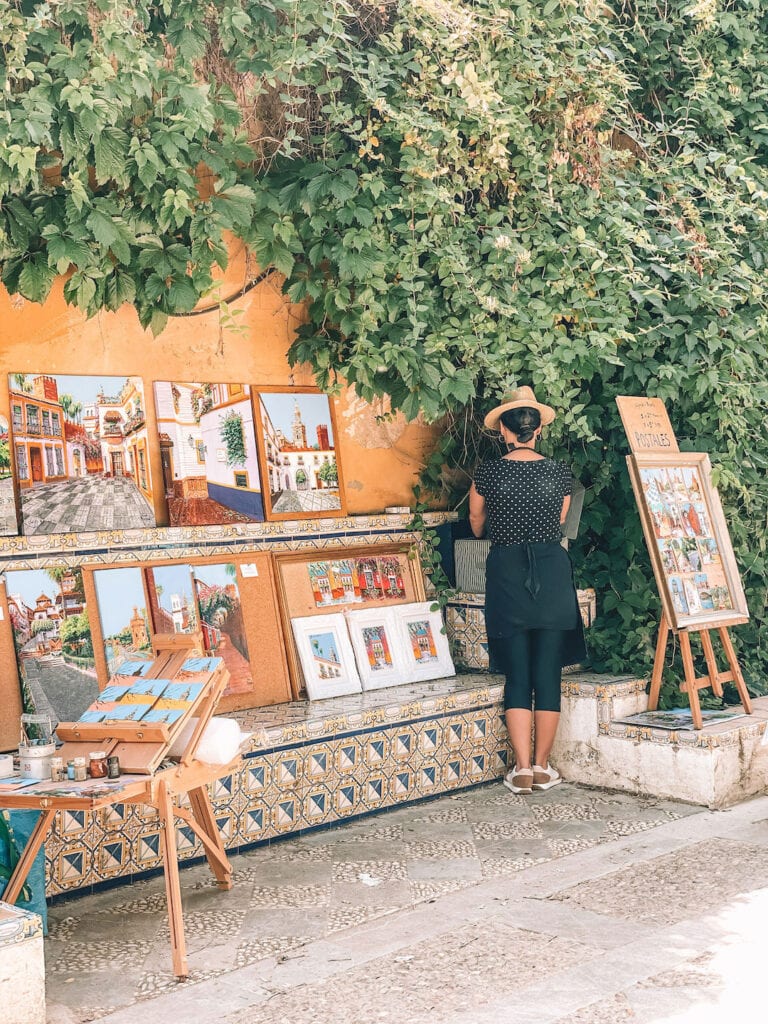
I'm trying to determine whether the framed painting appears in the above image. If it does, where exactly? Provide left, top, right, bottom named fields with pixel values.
left=4, top=565, right=99, bottom=722
left=291, top=613, right=361, bottom=699
left=92, top=567, right=155, bottom=677
left=153, top=380, right=265, bottom=526
left=392, top=602, right=456, bottom=683
left=346, top=608, right=406, bottom=691
left=0, top=413, right=18, bottom=535
left=252, top=386, right=346, bottom=520
left=627, top=453, right=749, bottom=631
left=8, top=373, right=156, bottom=535
left=273, top=543, right=425, bottom=692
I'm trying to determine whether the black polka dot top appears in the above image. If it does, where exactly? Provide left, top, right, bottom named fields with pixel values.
left=474, top=457, right=573, bottom=545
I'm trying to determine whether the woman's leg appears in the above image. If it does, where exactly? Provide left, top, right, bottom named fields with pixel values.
left=529, top=630, right=564, bottom=769
left=496, top=633, right=534, bottom=769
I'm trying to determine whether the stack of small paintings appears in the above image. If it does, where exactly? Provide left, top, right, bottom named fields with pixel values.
left=292, top=602, right=455, bottom=699
left=76, top=673, right=210, bottom=726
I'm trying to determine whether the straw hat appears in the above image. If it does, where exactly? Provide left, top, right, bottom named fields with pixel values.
left=483, top=385, right=556, bottom=432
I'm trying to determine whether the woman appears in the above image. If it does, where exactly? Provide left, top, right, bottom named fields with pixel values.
left=469, top=386, right=585, bottom=794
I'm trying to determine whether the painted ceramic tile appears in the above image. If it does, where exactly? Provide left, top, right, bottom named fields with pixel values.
left=8, top=373, right=155, bottom=534
left=153, top=381, right=265, bottom=526
left=5, top=565, right=99, bottom=721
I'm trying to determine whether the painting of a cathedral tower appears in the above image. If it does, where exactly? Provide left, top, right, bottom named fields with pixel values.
left=254, top=389, right=345, bottom=520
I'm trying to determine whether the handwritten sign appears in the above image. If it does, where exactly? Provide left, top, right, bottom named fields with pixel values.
left=615, top=396, right=679, bottom=453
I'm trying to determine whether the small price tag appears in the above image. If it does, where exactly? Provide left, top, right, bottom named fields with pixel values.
left=240, top=563, right=259, bottom=578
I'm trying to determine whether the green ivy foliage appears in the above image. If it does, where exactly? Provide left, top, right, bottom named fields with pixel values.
left=2, top=1, right=767, bottom=695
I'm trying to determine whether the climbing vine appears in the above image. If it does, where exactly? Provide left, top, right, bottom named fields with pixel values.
left=1, top=1, right=767, bottom=694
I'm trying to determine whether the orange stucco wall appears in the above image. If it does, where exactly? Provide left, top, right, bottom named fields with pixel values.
left=0, top=245, right=441, bottom=519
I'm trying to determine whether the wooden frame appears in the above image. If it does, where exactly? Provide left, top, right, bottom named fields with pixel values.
left=626, top=453, right=749, bottom=632
left=152, top=380, right=266, bottom=526
left=392, top=602, right=455, bottom=683
left=252, top=386, right=346, bottom=521
left=273, top=543, right=425, bottom=697
left=291, top=613, right=361, bottom=699
left=346, top=608, right=406, bottom=691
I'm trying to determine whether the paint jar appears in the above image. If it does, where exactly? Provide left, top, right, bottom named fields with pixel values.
left=73, top=756, right=88, bottom=782
left=107, top=756, right=121, bottom=779
left=49, top=756, right=65, bottom=783
left=66, top=760, right=76, bottom=781
left=89, top=751, right=108, bottom=779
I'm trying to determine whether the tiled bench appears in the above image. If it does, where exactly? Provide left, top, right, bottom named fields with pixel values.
left=0, top=903, right=45, bottom=1024
left=34, top=672, right=768, bottom=901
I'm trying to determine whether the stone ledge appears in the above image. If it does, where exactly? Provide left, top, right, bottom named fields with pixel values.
left=0, top=903, right=45, bottom=1024
left=555, top=685, right=768, bottom=808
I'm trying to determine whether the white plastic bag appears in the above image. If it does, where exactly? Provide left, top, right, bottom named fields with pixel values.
left=169, top=717, right=251, bottom=764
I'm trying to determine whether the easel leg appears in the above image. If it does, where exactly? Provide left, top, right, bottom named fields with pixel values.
left=156, top=781, right=188, bottom=980
left=700, top=630, right=724, bottom=699
left=718, top=627, right=753, bottom=715
left=188, top=786, right=232, bottom=890
left=679, top=632, right=703, bottom=730
left=648, top=613, right=670, bottom=711
left=2, top=809, right=56, bottom=904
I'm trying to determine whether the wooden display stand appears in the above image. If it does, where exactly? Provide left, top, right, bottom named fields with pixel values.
left=0, top=639, right=241, bottom=979
left=617, top=396, right=753, bottom=732
left=648, top=612, right=752, bottom=731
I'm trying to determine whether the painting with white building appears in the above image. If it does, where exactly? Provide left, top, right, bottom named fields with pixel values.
left=153, top=381, right=265, bottom=525
left=255, top=389, right=344, bottom=519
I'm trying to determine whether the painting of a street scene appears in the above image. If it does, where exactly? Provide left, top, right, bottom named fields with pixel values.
left=0, top=413, right=18, bottom=534
left=146, top=564, right=198, bottom=635
left=193, top=564, right=253, bottom=698
left=93, top=567, right=154, bottom=677
left=153, top=381, right=265, bottom=525
left=640, top=465, right=734, bottom=618
left=8, top=373, right=156, bottom=534
left=6, top=566, right=98, bottom=722
left=255, top=390, right=344, bottom=519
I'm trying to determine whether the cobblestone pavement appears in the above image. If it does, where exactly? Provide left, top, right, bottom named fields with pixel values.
left=271, top=488, right=342, bottom=514
left=20, top=476, right=155, bottom=534
left=42, top=781, right=715, bottom=1024
left=0, top=474, right=17, bottom=534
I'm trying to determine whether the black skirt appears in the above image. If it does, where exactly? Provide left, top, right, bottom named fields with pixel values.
left=485, top=541, right=587, bottom=669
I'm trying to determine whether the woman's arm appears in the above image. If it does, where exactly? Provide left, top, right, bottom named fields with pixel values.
left=560, top=495, right=571, bottom=525
left=469, top=483, right=487, bottom=538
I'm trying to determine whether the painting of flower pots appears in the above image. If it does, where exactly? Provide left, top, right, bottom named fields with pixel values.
left=253, top=387, right=345, bottom=520
left=153, top=381, right=265, bottom=525
left=8, top=373, right=155, bottom=534
left=5, top=566, right=99, bottom=722
left=193, top=563, right=254, bottom=699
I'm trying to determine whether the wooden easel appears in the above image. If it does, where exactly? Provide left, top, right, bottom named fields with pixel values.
left=1, top=638, right=241, bottom=979
left=648, top=611, right=752, bottom=730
